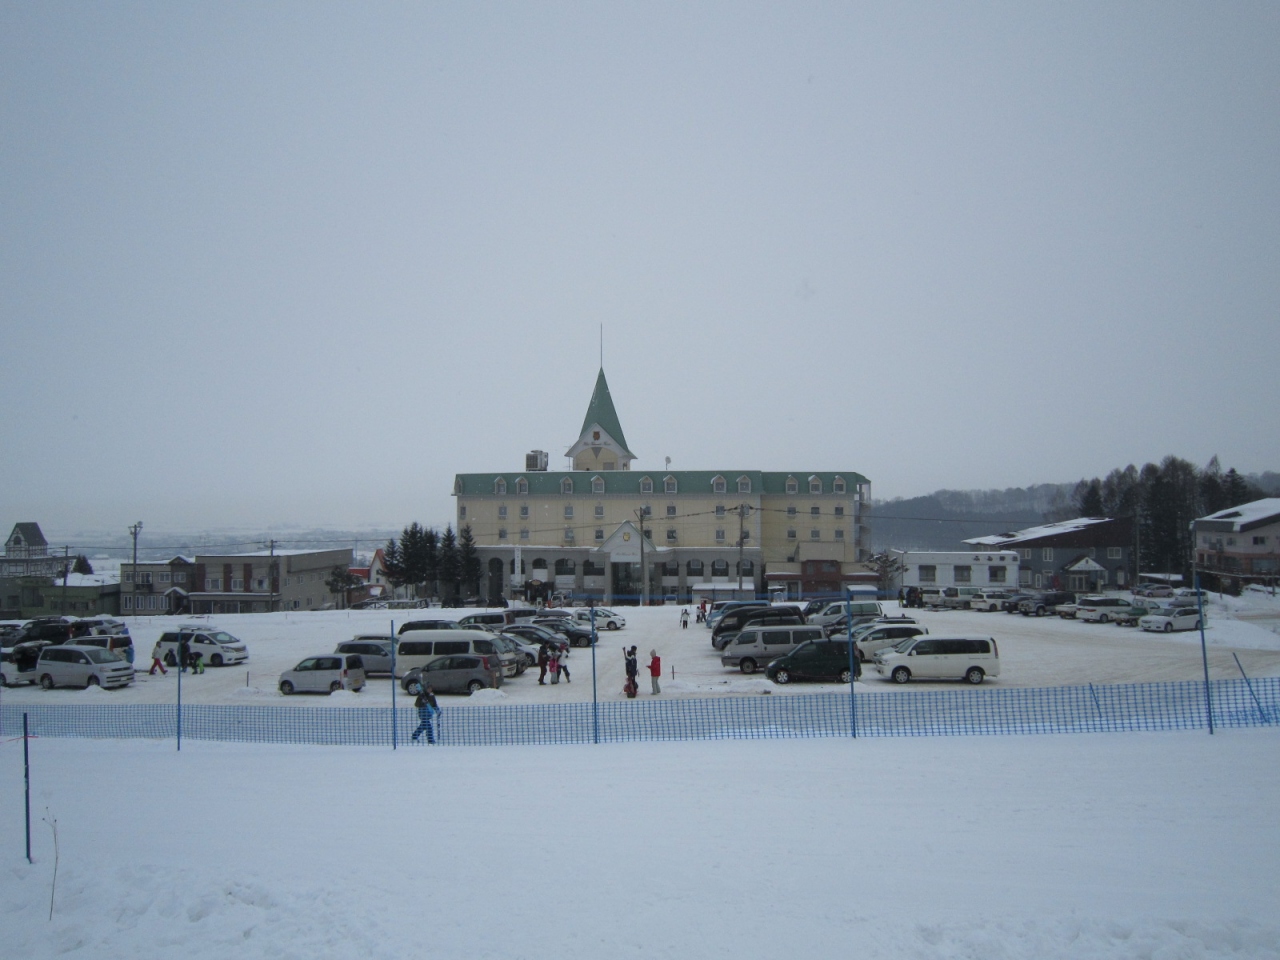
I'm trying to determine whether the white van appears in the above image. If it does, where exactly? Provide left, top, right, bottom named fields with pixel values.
left=156, top=626, right=249, bottom=667
left=874, top=635, right=1000, bottom=685
left=720, top=625, right=825, bottom=674
left=36, top=644, right=136, bottom=690
left=809, top=600, right=884, bottom=628
left=393, top=630, right=506, bottom=678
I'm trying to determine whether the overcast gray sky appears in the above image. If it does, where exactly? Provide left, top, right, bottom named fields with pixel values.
left=4, top=2, right=1278, bottom=536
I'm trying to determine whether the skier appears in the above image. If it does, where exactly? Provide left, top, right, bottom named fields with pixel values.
left=623, top=645, right=639, bottom=697
left=412, top=684, right=440, bottom=743
left=648, top=649, right=661, bottom=695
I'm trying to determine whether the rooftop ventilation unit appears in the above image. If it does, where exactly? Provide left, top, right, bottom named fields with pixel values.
left=525, top=450, right=549, bottom=472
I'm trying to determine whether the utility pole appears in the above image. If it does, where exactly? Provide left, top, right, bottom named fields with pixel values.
left=732, top=503, right=751, bottom=597
left=634, top=507, right=649, bottom=606
left=268, top=539, right=278, bottom=612
left=61, top=545, right=70, bottom=613
left=128, top=521, right=143, bottom=616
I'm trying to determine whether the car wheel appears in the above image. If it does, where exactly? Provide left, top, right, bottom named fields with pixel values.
left=1163, top=622, right=1173, bottom=633
left=773, top=669, right=791, bottom=685
left=839, top=668, right=853, bottom=684
left=606, top=622, right=619, bottom=630
left=86, top=674, right=101, bottom=688
left=1099, top=614, right=1109, bottom=624
left=329, top=681, right=342, bottom=693
left=40, top=674, right=55, bottom=690
left=279, top=680, right=294, bottom=694
left=211, top=654, right=224, bottom=667
left=467, top=679, right=484, bottom=694
left=891, top=666, right=910, bottom=684
left=740, top=658, right=757, bottom=675
left=1035, top=607, right=1045, bottom=617
left=965, top=667, right=985, bottom=685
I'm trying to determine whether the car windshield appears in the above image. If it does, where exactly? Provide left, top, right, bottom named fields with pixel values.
left=84, top=648, right=123, bottom=663
left=890, top=638, right=918, bottom=654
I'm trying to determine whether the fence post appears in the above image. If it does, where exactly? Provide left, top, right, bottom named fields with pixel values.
left=1195, top=571, right=1213, bottom=735
left=590, top=606, right=599, bottom=744
left=390, top=619, right=397, bottom=750
left=24, top=712, right=32, bottom=864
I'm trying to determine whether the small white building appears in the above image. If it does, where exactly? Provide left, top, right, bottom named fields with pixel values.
left=894, top=550, right=1020, bottom=590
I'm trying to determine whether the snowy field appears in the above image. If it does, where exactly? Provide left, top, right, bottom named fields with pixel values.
left=3, top=729, right=1279, bottom=959
left=3, top=592, right=1279, bottom=709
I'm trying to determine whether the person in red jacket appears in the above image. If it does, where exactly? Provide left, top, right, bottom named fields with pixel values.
left=648, top=649, right=661, bottom=695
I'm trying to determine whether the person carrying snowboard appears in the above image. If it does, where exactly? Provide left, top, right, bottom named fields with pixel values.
left=623, top=645, right=639, bottom=697
left=412, top=683, right=440, bottom=744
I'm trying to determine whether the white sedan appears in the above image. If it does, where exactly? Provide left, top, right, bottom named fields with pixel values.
left=573, top=608, right=626, bottom=630
left=1139, top=608, right=1203, bottom=633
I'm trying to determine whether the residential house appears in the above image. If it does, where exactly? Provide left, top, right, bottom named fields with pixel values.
left=1193, top=498, right=1280, bottom=584
left=964, top=517, right=1135, bottom=591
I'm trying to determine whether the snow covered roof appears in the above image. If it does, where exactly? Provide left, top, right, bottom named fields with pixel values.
left=1195, top=498, right=1280, bottom=533
left=964, top=517, right=1114, bottom=547
left=54, top=572, right=120, bottom=588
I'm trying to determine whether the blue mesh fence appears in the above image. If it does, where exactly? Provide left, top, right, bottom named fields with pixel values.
left=3, top=678, right=1277, bottom=748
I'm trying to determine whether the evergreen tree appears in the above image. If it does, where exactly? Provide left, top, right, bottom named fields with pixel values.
left=381, top=538, right=406, bottom=592
left=1101, top=465, right=1140, bottom=518
left=422, top=527, right=440, bottom=597
left=1199, top=456, right=1227, bottom=515
left=458, top=525, right=482, bottom=599
left=1223, top=468, right=1255, bottom=507
left=72, top=554, right=94, bottom=575
left=1072, top=478, right=1104, bottom=517
left=399, top=522, right=428, bottom=594
left=324, top=565, right=364, bottom=609
left=438, top=525, right=461, bottom=602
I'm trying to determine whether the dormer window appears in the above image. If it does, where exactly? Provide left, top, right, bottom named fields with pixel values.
left=516, top=477, right=528, bottom=495
left=737, top=476, right=751, bottom=493
left=640, top=476, right=653, bottom=494
left=561, top=477, right=574, bottom=495
left=664, top=475, right=677, bottom=494
left=785, top=476, right=798, bottom=494
left=809, top=476, right=822, bottom=494
left=494, top=478, right=507, bottom=496
left=592, top=476, right=605, bottom=494
left=712, top=475, right=726, bottom=494
left=833, top=477, right=846, bottom=494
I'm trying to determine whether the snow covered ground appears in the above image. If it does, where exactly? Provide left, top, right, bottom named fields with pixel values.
left=3, top=729, right=1278, bottom=959
left=3, top=596, right=1279, bottom=709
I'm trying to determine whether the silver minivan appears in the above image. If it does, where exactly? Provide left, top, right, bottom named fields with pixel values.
left=36, top=644, right=135, bottom=689
left=279, top=654, right=367, bottom=694
left=874, top=635, right=1000, bottom=685
left=721, top=625, right=825, bottom=674
left=394, top=630, right=507, bottom=678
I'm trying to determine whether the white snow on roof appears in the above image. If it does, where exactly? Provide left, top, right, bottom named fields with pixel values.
left=54, top=572, right=120, bottom=588
left=964, top=517, right=1113, bottom=547
left=1196, top=498, right=1280, bottom=529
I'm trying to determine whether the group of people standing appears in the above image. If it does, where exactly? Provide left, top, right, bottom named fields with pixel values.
left=623, top=645, right=661, bottom=696
left=147, top=640, right=203, bottom=676
left=537, top=642, right=570, bottom=685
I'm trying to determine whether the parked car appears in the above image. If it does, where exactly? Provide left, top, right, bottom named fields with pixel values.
left=1076, top=597, right=1133, bottom=623
left=874, top=636, right=1000, bottom=685
left=705, top=600, right=769, bottom=629
left=279, top=654, right=366, bottom=694
left=1001, top=592, right=1038, bottom=613
left=497, top=632, right=540, bottom=668
left=503, top=623, right=570, bottom=652
left=572, top=608, right=627, bottom=630
left=1, top=642, right=43, bottom=686
left=808, top=600, right=883, bottom=628
left=156, top=627, right=249, bottom=667
left=937, top=587, right=985, bottom=610
left=395, top=631, right=512, bottom=678
left=458, top=611, right=512, bottom=630
left=397, top=619, right=462, bottom=635
left=402, top=654, right=503, bottom=695
left=1139, top=608, right=1204, bottom=633
left=720, top=625, right=825, bottom=674
left=766, top=639, right=859, bottom=685
left=969, top=590, right=1015, bottom=612
left=1134, top=583, right=1175, bottom=598
left=489, top=633, right=528, bottom=676
left=16, top=618, right=74, bottom=645
left=1113, top=602, right=1159, bottom=627
left=532, top=618, right=597, bottom=647
left=821, top=608, right=909, bottom=638
left=335, top=638, right=394, bottom=674
left=36, top=644, right=135, bottom=690
left=711, top=606, right=805, bottom=650
left=73, top=632, right=136, bottom=663
left=1018, top=591, right=1076, bottom=617
left=849, top=622, right=929, bottom=661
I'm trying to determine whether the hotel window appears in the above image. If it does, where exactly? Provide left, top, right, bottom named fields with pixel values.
left=787, top=506, right=797, bottom=517
left=564, top=528, right=575, bottom=541
left=564, top=505, right=574, bottom=519
left=520, top=529, right=529, bottom=540
left=737, top=560, right=754, bottom=576
left=810, top=529, right=820, bottom=540
left=954, top=566, right=971, bottom=584
left=666, top=505, right=677, bottom=517
left=834, top=529, right=845, bottom=540
left=833, top=477, right=846, bottom=494
left=641, top=505, right=651, bottom=516
left=494, top=478, right=507, bottom=495
left=498, top=505, right=508, bottom=519
left=516, top=477, right=528, bottom=495
left=667, top=529, right=678, bottom=542
left=595, top=529, right=604, bottom=542
left=712, top=476, right=726, bottom=494
left=711, top=560, right=729, bottom=577
left=737, top=476, right=751, bottom=493
left=787, top=529, right=797, bottom=540
left=664, top=476, right=677, bottom=494
left=810, top=506, right=820, bottom=516
left=687, top=560, right=704, bottom=577
left=640, top=476, right=653, bottom=494
left=561, top=477, right=574, bottom=494
left=498, top=528, right=508, bottom=540
left=595, top=504, right=605, bottom=519
left=584, top=560, right=604, bottom=576
left=716, top=529, right=726, bottom=542
left=520, top=505, right=529, bottom=519
left=786, top=477, right=798, bottom=494
left=809, top=477, right=822, bottom=493
left=460, top=506, right=467, bottom=519
left=592, top=476, right=604, bottom=494
left=716, top=504, right=726, bottom=518
left=663, top=560, right=679, bottom=576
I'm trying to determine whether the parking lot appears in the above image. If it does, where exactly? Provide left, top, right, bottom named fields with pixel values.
left=4, top=597, right=1279, bottom=709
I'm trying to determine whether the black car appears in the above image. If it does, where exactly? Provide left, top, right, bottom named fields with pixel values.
left=1001, top=593, right=1037, bottom=613
left=503, top=623, right=569, bottom=652
left=16, top=619, right=73, bottom=645
left=766, top=639, right=860, bottom=685
left=1018, top=591, right=1076, bottom=617
left=532, top=618, right=596, bottom=647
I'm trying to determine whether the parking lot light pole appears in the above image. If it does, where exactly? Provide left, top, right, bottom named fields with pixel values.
left=846, top=592, right=858, bottom=738
left=1194, top=570, right=1213, bottom=735
left=391, top=619, right=397, bottom=749
left=590, top=605, right=599, bottom=744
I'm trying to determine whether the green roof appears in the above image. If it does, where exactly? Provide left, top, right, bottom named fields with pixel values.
left=455, top=470, right=869, bottom=497
left=577, top=368, right=633, bottom=458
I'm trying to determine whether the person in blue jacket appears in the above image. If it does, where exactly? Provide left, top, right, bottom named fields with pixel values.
left=412, top=683, right=440, bottom=744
